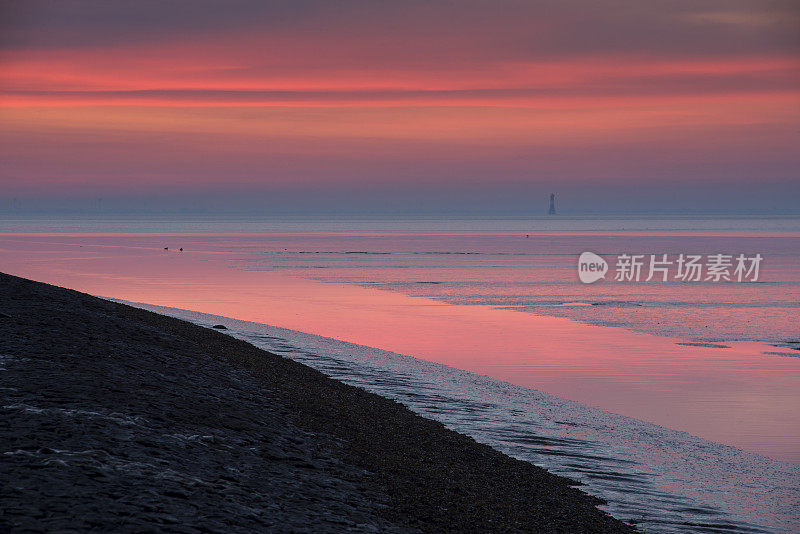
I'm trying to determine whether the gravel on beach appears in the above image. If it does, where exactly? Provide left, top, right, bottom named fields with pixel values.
left=0, top=272, right=635, bottom=533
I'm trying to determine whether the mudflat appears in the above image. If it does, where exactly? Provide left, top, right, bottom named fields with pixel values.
left=0, top=272, right=634, bottom=533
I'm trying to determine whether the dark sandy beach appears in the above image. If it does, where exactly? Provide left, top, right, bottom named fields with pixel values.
left=0, top=272, right=635, bottom=533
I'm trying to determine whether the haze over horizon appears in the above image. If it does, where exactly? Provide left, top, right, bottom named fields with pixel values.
left=2, top=1, right=799, bottom=216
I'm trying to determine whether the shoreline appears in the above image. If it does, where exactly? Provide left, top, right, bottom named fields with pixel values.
left=0, top=271, right=634, bottom=532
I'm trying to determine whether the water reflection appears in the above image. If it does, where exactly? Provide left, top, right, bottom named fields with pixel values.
left=1, top=231, right=799, bottom=464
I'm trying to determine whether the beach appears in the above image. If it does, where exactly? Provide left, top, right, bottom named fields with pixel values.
left=0, top=271, right=634, bottom=532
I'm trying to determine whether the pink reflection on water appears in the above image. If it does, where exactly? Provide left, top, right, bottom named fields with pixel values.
left=1, top=232, right=799, bottom=463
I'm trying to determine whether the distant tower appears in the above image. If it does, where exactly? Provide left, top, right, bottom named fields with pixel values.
left=548, top=193, right=556, bottom=215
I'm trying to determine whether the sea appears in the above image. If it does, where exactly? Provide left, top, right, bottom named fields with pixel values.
left=1, top=214, right=798, bottom=533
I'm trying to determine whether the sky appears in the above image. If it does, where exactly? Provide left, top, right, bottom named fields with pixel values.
left=1, top=0, right=799, bottom=215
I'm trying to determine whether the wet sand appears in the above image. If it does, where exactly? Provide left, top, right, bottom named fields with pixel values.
left=0, top=272, right=634, bottom=533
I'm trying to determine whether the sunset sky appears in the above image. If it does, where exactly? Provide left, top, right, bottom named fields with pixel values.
left=1, top=0, right=799, bottom=215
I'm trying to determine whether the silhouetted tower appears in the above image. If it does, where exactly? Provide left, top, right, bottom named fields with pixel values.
left=548, top=193, right=556, bottom=215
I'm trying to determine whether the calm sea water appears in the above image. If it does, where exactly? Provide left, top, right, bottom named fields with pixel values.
left=1, top=215, right=799, bottom=532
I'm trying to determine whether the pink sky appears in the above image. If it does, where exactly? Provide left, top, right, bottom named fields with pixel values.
left=1, top=1, right=799, bottom=214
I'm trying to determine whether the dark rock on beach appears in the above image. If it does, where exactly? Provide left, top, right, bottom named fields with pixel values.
left=0, top=271, right=635, bottom=533
left=211, top=324, right=228, bottom=330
